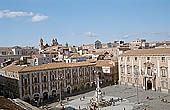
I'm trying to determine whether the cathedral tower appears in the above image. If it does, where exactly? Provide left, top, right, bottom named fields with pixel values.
left=51, top=38, right=58, bottom=46
left=39, top=38, right=44, bottom=51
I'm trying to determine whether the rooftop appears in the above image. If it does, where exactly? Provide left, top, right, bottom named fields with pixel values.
left=96, top=60, right=115, bottom=67
left=70, top=53, right=86, bottom=58
left=0, top=96, right=24, bottom=110
left=2, top=61, right=96, bottom=73
left=2, top=64, right=25, bottom=72
left=120, top=48, right=170, bottom=56
left=21, top=61, right=95, bottom=72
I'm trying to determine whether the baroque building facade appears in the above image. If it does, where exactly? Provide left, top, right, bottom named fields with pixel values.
left=95, top=40, right=102, bottom=49
left=118, top=48, right=170, bottom=93
left=0, top=62, right=96, bottom=103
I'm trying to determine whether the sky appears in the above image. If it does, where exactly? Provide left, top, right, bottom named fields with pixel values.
left=0, top=0, right=170, bottom=47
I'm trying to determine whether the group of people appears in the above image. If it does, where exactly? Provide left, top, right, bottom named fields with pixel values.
left=161, top=98, right=168, bottom=103
left=80, top=96, right=86, bottom=101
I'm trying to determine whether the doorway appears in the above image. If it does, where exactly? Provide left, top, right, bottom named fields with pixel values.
left=147, top=80, right=152, bottom=90
left=67, top=87, right=71, bottom=94
left=43, top=92, right=48, bottom=100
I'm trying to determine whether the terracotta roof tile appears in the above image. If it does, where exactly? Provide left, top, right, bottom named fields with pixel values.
left=2, top=62, right=96, bottom=73
left=96, top=60, right=114, bottom=67
left=2, top=64, right=25, bottom=72
left=120, top=48, right=170, bottom=56
left=20, top=61, right=95, bottom=72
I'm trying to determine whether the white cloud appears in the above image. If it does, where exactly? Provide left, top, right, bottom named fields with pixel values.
left=120, top=33, right=140, bottom=39
left=31, top=14, right=48, bottom=22
left=0, top=10, right=33, bottom=18
left=83, top=32, right=99, bottom=37
left=72, top=32, right=99, bottom=37
left=119, top=32, right=170, bottom=40
left=121, top=34, right=130, bottom=39
left=149, top=32, right=170, bottom=38
left=150, top=32, right=162, bottom=35
left=0, top=10, right=48, bottom=22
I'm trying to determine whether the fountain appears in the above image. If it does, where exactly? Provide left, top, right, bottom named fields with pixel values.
left=90, top=73, right=112, bottom=109
left=63, top=71, right=134, bottom=110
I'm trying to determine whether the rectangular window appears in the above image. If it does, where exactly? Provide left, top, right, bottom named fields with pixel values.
left=127, top=78, right=132, bottom=83
left=2, top=51, right=7, bottom=55
left=134, top=66, right=139, bottom=75
left=127, top=57, right=130, bottom=62
left=24, top=79, right=27, bottom=85
left=162, top=57, right=165, bottom=62
left=147, top=67, right=151, bottom=76
left=52, top=75, right=55, bottom=80
left=34, top=77, right=37, bottom=83
left=121, top=76, right=124, bottom=81
left=127, top=67, right=131, bottom=74
left=162, top=69, right=166, bottom=77
left=147, top=57, right=150, bottom=60
left=44, top=76, right=47, bottom=82
left=44, top=84, right=47, bottom=89
left=121, top=57, right=123, bottom=61
left=121, top=66, right=125, bottom=73
left=135, top=57, right=137, bottom=61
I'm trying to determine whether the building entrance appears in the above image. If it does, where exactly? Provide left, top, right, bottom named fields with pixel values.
left=43, top=92, right=48, bottom=100
left=67, top=87, right=71, bottom=94
left=147, top=80, right=152, bottom=90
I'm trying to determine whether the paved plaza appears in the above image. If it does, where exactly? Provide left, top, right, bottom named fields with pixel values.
left=47, top=85, right=170, bottom=110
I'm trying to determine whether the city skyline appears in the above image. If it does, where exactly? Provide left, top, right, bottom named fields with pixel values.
left=0, top=0, right=170, bottom=47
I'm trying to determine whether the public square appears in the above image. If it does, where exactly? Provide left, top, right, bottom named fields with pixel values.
left=47, top=85, right=170, bottom=110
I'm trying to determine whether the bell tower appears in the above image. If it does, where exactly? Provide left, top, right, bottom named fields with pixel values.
left=51, top=38, right=58, bottom=46
left=39, top=38, right=44, bottom=51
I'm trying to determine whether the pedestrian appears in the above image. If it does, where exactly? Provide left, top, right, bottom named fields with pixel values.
left=79, top=105, right=81, bottom=110
left=124, top=107, right=125, bottom=110
left=120, top=98, right=123, bottom=102
left=161, top=98, right=164, bottom=102
left=112, top=101, right=115, bottom=106
left=146, top=96, right=149, bottom=99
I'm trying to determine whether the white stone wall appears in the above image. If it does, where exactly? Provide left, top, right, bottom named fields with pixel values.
left=19, top=65, right=96, bottom=101
left=119, top=55, right=170, bottom=93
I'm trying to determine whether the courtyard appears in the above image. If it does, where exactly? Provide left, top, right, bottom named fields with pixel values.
left=46, top=85, right=170, bottom=110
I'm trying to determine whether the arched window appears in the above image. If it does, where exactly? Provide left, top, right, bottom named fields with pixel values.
left=147, top=67, right=151, bottom=76
left=44, top=76, right=47, bottom=82
left=161, top=69, right=166, bottom=77
left=34, top=77, right=38, bottom=83
left=127, top=65, right=131, bottom=74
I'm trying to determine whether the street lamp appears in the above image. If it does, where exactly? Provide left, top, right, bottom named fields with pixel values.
left=135, top=66, right=139, bottom=104
left=57, top=74, right=63, bottom=108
